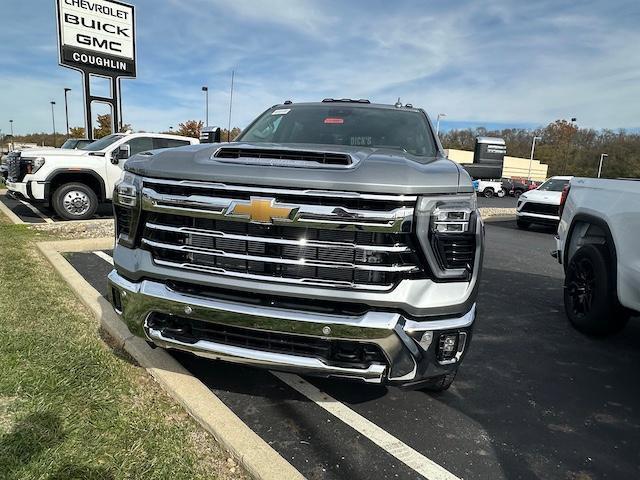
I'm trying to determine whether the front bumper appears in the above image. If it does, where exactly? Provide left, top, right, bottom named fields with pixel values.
left=108, top=270, right=475, bottom=385
left=6, top=180, right=47, bottom=202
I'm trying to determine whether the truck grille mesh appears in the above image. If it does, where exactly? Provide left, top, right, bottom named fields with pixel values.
left=140, top=179, right=423, bottom=291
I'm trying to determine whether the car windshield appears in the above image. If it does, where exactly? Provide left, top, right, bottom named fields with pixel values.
left=538, top=178, right=569, bottom=192
left=81, top=134, right=123, bottom=151
left=60, top=139, right=76, bottom=149
left=237, top=105, right=438, bottom=157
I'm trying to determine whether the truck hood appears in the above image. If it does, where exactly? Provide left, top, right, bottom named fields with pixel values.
left=125, top=142, right=471, bottom=195
left=520, top=188, right=563, bottom=204
left=20, top=148, right=90, bottom=158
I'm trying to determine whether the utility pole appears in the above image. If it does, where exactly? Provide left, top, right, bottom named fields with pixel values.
left=436, top=113, right=446, bottom=135
left=227, top=70, right=235, bottom=142
left=527, top=136, right=542, bottom=181
left=597, top=153, right=608, bottom=178
left=9, top=119, right=14, bottom=151
left=50, top=101, right=57, bottom=147
left=64, top=88, right=71, bottom=136
left=201, top=86, right=209, bottom=126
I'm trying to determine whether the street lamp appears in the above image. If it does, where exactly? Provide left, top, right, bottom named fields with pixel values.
left=436, top=113, right=446, bottom=134
left=9, top=119, right=14, bottom=151
left=50, top=101, right=57, bottom=147
left=527, top=135, right=542, bottom=181
left=597, top=153, right=608, bottom=178
left=64, top=88, right=71, bottom=136
left=202, top=86, right=209, bottom=126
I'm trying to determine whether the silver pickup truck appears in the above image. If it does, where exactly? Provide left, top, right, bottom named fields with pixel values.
left=107, top=99, right=504, bottom=391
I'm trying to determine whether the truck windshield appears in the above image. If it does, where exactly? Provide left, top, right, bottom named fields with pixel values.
left=538, top=178, right=570, bottom=192
left=237, top=105, right=438, bottom=157
left=81, top=134, right=123, bottom=151
left=60, top=139, right=77, bottom=149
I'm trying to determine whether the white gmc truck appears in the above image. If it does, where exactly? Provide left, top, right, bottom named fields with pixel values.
left=5, top=132, right=198, bottom=220
left=554, top=177, right=640, bottom=335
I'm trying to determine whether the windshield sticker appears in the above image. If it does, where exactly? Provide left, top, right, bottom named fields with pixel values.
left=350, top=136, right=373, bottom=146
left=271, top=108, right=291, bottom=115
left=324, top=117, right=344, bottom=124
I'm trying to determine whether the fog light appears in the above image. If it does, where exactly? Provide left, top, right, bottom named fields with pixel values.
left=437, top=332, right=467, bottom=363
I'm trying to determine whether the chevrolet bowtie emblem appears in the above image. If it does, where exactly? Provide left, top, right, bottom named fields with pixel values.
left=229, top=197, right=296, bottom=224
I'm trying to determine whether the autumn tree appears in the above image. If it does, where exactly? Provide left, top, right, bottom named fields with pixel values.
left=176, top=120, right=204, bottom=138
left=69, top=126, right=86, bottom=138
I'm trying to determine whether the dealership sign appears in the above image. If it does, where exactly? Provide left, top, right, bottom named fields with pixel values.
left=57, top=0, right=136, bottom=77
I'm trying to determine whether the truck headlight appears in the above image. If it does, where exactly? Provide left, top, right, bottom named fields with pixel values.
left=25, top=157, right=45, bottom=174
left=415, top=194, right=480, bottom=280
left=113, top=171, right=142, bottom=247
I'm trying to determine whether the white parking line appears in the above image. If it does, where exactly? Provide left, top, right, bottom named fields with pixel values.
left=272, top=372, right=460, bottom=480
left=16, top=197, right=54, bottom=223
left=92, top=250, right=114, bottom=265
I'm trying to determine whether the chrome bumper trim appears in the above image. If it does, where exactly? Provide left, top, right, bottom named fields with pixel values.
left=144, top=319, right=387, bottom=383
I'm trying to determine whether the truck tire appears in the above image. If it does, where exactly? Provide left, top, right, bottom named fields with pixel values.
left=516, top=218, right=530, bottom=229
left=564, top=244, right=630, bottom=335
left=52, top=182, right=99, bottom=221
left=513, top=189, right=523, bottom=197
left=420, top=372, right=456, bottom=392
left=483, top=188, right=494, bottom=198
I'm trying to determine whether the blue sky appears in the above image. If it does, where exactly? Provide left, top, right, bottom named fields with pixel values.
left=1, top=0, right=639, bottom=135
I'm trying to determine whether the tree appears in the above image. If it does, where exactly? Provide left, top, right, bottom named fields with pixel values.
left=69, top=126, right=86, bottom=138
left=176, top=120, right=204, bottom=138
left=93, top=114, right=132, bottom=139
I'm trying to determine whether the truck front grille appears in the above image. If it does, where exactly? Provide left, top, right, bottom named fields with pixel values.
left=6, top=153, right=27, bottom=182
left=521, top=202, right=559, bottom=216
left=139, top=178, right=423, bottom=291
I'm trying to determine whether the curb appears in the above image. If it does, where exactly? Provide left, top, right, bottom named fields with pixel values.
left=37, top=237, right=305, bottom=480
left=482, top=214, right=516, bottom=223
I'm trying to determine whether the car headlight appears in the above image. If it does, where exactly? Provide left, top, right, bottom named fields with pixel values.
left=415, top=194, right=480, bottom=280
left=114, top=171, right=139, bottom=207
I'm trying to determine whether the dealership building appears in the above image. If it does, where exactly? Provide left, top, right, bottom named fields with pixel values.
left=446, top=148, right=549, bottom=181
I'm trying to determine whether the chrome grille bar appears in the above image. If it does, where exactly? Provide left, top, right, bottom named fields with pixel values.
left=142, top=238, right=419, bottom=272
left=141, top=188, right=413, bottom=232
left=145, top=222, right=411, bottom=253
left=152, top=259, right=395, bottom=291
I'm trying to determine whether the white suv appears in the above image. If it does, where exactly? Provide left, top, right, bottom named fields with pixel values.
left=516, top=176, right=572, bottom=229
left=5, top=132, right=198, bottom=220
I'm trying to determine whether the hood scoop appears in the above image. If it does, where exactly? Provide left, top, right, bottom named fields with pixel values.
left=213, top=147, right=355, bottom=169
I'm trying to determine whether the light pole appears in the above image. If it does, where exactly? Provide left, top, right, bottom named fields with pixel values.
left=64, top=88, right=71, bottom=136
left=202, top=86, right=209, bottom=126
left=597, top=153, right=608, bottom=178
left=9, top=119, right=14, bottom=151
left=436, top=113, right=446, bottom=134
left=50, top=101, right=57, bottom=147
left=527, top=135, right=542, bottom=181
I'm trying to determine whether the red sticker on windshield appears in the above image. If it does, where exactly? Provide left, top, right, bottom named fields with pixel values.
left=324, top=117, right=344, bottom=124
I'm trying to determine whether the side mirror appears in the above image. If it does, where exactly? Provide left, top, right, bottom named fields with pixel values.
left=112, top=144, right=130, bottom=164
left=462, top=137, right=506, bottom=180
left=200, top=126, right=222, bottom=144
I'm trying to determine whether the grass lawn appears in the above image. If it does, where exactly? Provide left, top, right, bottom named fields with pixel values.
left=0, top=214, right=247, bottom=480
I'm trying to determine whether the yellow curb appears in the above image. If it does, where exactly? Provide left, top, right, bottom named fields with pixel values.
left=37, top=238, right=305, bottom=480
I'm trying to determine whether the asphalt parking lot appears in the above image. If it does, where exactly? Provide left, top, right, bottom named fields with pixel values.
left=0, top=191, right=113, bottom=223
left=64, top=220, right=640, bottom=480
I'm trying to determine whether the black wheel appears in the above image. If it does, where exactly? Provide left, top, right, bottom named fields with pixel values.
left=52, top=182, right=99, bottom=221
left=516, top=218, right=530, bottom=229
left=483, top=188, right=494, bottom=198
left=513, top=189, right=523, bottom=197
left=420, top=372, right=456, bottom=392
left=564, top=244, right=630, bottom=335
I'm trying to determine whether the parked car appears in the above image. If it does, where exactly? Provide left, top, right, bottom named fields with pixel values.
left=4, top=132, right=199, bottom=220
left=516, top=176, right=572, bottom=229
left=107, top=99, right=505, bottom=391
left=553, top=177, right=640, bottom=335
